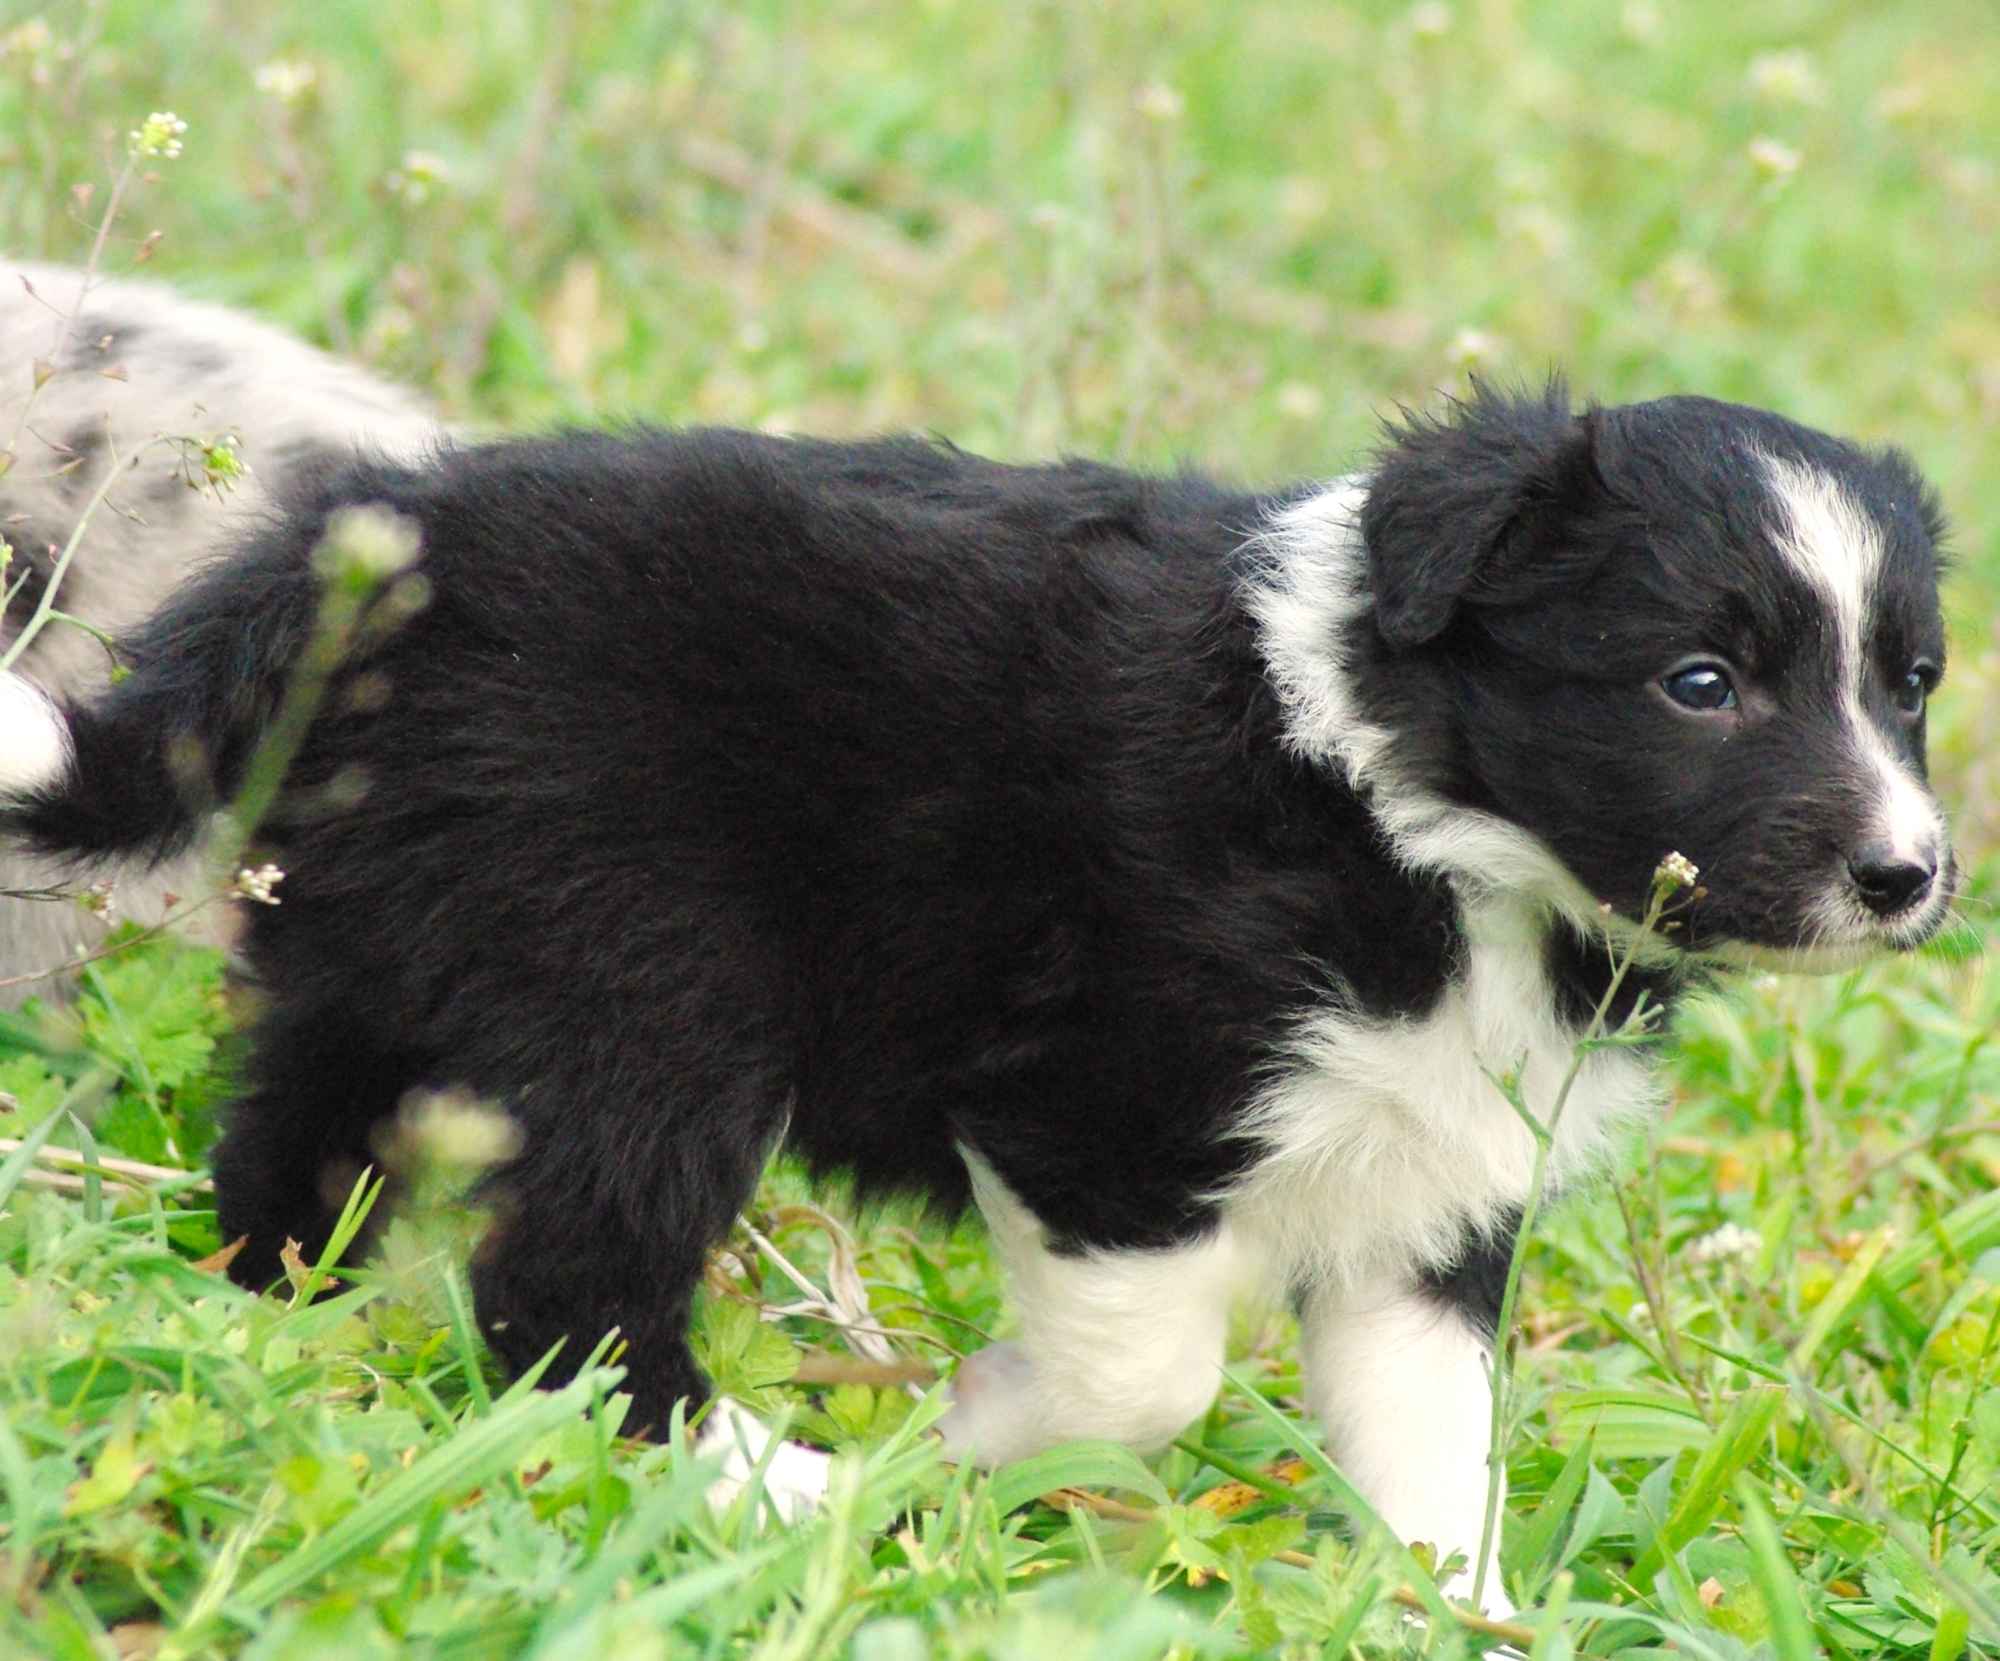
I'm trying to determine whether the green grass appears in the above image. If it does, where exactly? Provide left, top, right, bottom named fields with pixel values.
left=4, top=0, right=2000, bottom=1655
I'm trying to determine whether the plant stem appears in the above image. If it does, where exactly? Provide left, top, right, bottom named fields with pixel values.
left=1474, top=884, right=1676, bottom=1608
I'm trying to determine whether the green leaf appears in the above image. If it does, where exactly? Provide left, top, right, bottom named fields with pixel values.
left=1554, top=1389, right=1709, bottom=1459
left=227, top=1366, right=620, bottom=1616
left=1513, top=1431, right=1593, bottom=1579
left=1735, top=1478, right=1818, bottom=1661
left=0, top=1099, right=79, bottom=1210
left=0, top=1054, right=70, bottom=1126
left=1791, top=1229, right=1894, bottom=1372
left=1563, top=1466, right=1627, bottom=1570
left=1930, top=1602, right=1971, bottom=1661
left=985, top=1440, right=1170, bottom=1515
left=1217, top=1368, right=1470, bottom=1635
left=1970, top=1391, right=2000, bottom=1459
left=1880, top=1191, right=2000, bottom=1293
left=1217, top=1512, right=1307, bottom=1568
left=79, top=951, right=222, bottom=1101
left=63, top=1422, right=145, bottom=1516
left=1526, top=1570, right=1575, bottom=1661
left=692, top=1295, right=801, bottom=1402
left=1631, top=1384, right=1786, bottom=1589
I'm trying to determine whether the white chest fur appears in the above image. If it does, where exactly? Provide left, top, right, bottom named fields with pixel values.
left=1224, top=892, right=1660, bottom=1294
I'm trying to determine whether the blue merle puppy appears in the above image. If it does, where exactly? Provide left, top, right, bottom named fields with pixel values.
left=0, top=259, right=439, bottom=994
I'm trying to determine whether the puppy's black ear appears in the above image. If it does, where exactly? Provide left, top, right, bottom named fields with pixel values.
left=1361, top=379, right=1606, bottom=648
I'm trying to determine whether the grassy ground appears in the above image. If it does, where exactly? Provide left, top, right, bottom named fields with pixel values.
left=3, top=0, right=2000, bottom=1655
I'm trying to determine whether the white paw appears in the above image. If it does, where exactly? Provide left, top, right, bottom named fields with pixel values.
left=698, top=1398, right=831, bottom=1523
left=0, top=674, right=71, bottom=796
left=933, top=1340, right=1041, bottom=1466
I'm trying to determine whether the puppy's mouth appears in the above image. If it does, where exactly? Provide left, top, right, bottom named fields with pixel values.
left=1694, top=847, right=1957, bottom=974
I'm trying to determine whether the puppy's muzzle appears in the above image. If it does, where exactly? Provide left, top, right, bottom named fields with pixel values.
left=1847, top=839, right=1939, bottom=919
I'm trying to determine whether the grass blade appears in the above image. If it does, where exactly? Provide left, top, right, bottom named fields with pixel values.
left=1733, top=1478, right=1817, bottom=1661
left=226, top=1365, right=621, bottom=1618
left=1791, top=1229, right=1894, bottom=1373
left=1629, top=1384, right=1784, bottom=1590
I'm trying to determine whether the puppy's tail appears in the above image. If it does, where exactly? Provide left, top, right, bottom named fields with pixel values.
left=0, top=532, right=331, bottom=866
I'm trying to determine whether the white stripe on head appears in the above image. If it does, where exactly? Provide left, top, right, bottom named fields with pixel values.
left=1853, top=714, right=1947, bottom=867
left=0, top=674, right=72, bottom=797
left=1761, top=453, right=1944, bottom=870
left=1760, top=452, right=1882, bottom=690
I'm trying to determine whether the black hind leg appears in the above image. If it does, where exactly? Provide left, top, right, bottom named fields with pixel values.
left=468, top=1076, right=782, bottom=1439
left=211, top=1003, right=422, bottom=1291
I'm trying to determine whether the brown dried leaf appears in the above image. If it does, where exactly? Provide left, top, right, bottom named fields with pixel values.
left=1191, top=1478, right=1264, bottom=1518
left=191, top=1235, right=248, bottom=1275
left=280, top=1237, right=311, bottom=1301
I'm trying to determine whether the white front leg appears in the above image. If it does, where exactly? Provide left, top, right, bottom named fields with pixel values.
left=1299, top=1281, right=1510, bottom=1614
left=935, top=1151, right=1240, bottom=1466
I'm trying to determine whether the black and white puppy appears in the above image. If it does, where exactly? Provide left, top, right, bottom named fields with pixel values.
left=0, top=386, right=1953, bottom=1604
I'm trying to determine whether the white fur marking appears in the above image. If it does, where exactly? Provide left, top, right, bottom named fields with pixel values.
left=1240, top=483, right=1672, bottom=955
left=1761, top=453, right=1880, bottom=692
left=0, top=674, right=72, bottom=796
left=1226, top=891, right=1657, bottom=1290
left=698, top=1398, right=832, bottom=1522
left=1762, top=455, right=1950, bottom=932
left=936, top=1151, right=1245, bottom=1465
left=1852, top=715, right=1946, bottom=869
left=1300, top=1283, right=1513, bottom=1615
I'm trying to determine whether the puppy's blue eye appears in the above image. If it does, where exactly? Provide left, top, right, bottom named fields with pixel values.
left=1662, top=664, right=1737, bottom=712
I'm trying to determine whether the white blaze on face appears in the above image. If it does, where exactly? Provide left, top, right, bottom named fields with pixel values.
left=1760, top=454, right=1945, bottom=875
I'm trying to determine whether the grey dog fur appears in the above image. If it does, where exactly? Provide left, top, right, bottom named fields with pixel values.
left=0, top=260, right=440, bottom=998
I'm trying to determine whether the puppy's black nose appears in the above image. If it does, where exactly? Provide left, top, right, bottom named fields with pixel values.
left=1848, top=843, right=1936, bottom=917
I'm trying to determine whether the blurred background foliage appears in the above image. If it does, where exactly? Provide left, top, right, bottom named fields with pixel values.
left=8, top=0, right=1996, bottom=833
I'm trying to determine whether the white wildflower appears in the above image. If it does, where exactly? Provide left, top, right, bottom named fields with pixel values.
left=1650, top=251, right=1724, bottom=318
left=1276, top=382, right=1325, bottom=421
left=1747, top=49, right=1823, bottom=107
left=1687, top=1222, right=1762, bottom=1265
left=316, top=504, right=422, bottom=581
left=1409, top=2, right=1453, bottom=38
left=1747, top=136, right=1801, bottom=179
left=384, top=150, right=449, bottom=207
left=1619, top=0, right=1663, bottom=45
left=1134, top=81, right=1184, bottom=123
left=254, top=59, right=317, bottom=105
left=1655, top=851, right=1700, bottom=891
left=233, top=864, right=285, bottom=906
left=398, top=1089, right=523, bottom=1170
left=78, top=880, right=117, bottom=921
left=129, top=112, right=188, bottom=161
left=1446, top=327, right=1502, bottom=369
